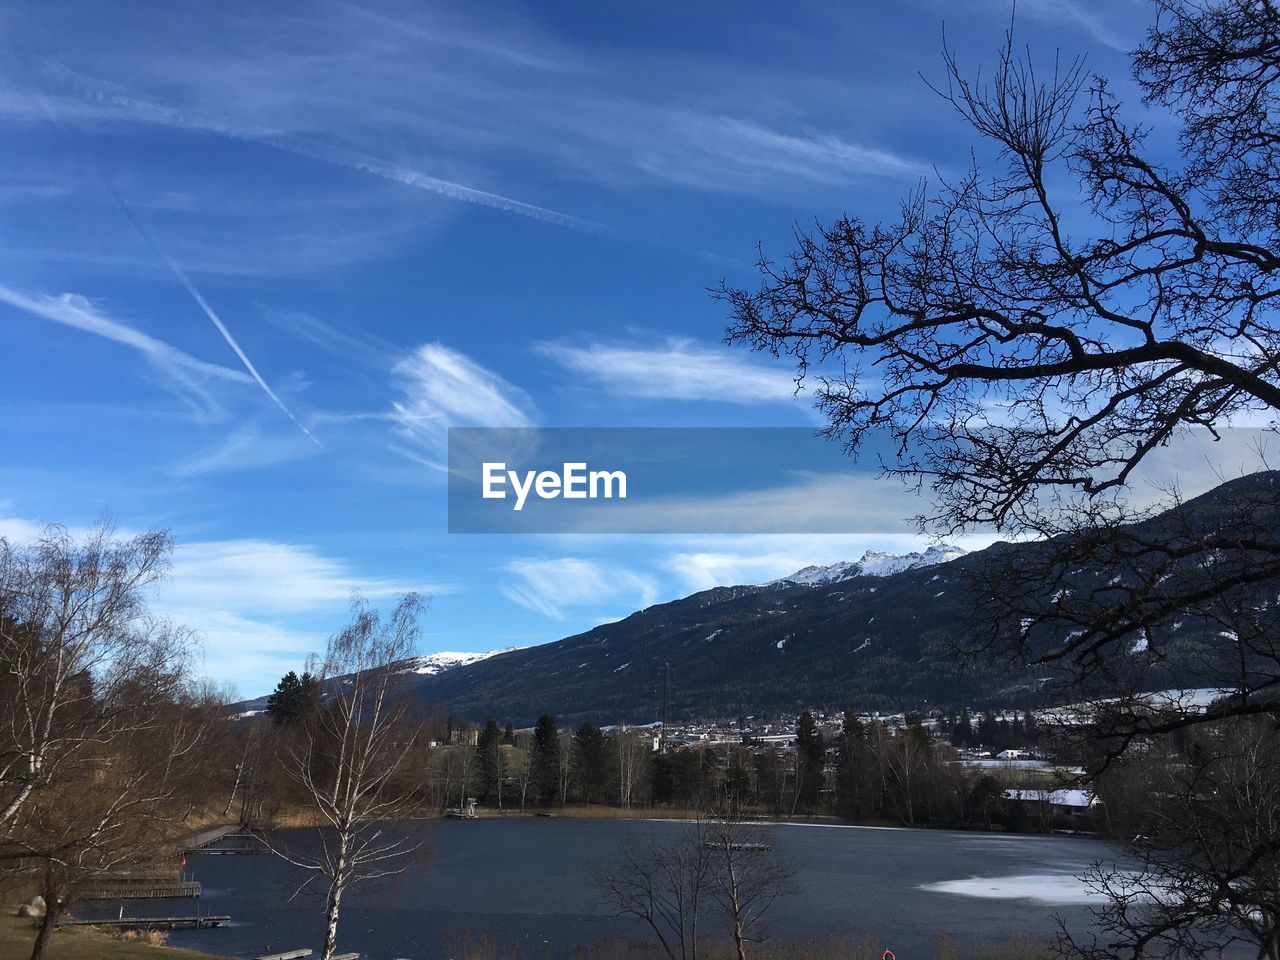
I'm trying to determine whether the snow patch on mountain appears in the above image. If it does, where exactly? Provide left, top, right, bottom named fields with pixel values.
left=406, top=648, right=518, bottom=676
left=772, top=544, right=967, bottom=586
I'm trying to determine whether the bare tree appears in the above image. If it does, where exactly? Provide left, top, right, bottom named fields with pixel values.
left=719, top=3, right=1280, bottom=954
left=0, top=523, right=187, bottom=827
left=512, top=738, right=535, bottom=813
left=719, top=0, right=1280, bottom=727
left=594, top=822, right=714, bottom=960
left=1074, top=715, right=1280, bottom=960
left=273, top=593, right=428, bottom=960
left=704, top=803, right=796, bottom=960
left=7, top=693, right=211, bottom=960
left=222, top=720, right=264, bottom=820
left=615, top=729, right=650, bottom=809
left=0, top=522, right=209, bottom=960
left=445, top=740, right=477, bottom=812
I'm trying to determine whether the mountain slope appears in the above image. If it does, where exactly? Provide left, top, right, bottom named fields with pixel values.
left=401, top=473, right=1280, bottom=725
left=227, top=474, right=1273, bottom=726
left=408, top=557, right=999, bottom=725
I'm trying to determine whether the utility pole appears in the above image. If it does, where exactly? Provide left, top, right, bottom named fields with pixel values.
left=659, top=661, right=671, bottom=752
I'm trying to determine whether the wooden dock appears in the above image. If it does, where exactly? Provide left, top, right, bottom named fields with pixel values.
left=79, top=880, right=201, bottom=900
left=61, top=915, right=230, bottom=930
left=179, top=825, right=240, bottom=853
left=179, top=824, right=269, bottom=855
left=196, top=834, right=269, bottom=855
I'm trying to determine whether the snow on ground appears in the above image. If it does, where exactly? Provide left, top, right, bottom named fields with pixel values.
left=1038, top=687, right=1237, bottom=725
left=921, top=872, right=1105, bottom=905
left=1003, top=788, right=1095, bottom=807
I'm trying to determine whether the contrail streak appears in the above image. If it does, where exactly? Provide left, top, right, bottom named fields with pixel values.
left=161, top=254, right=322, bottom=446
left=24, top=75, right=322, bottom=445
left=112, top=197, right=321, bottom=446
left=43, top=62, right=599, bottom=232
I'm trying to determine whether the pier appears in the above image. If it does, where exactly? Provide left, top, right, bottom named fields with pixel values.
left=179, top=824, right=268, bottom=854
left=178, top=824, right=240, bottom=853
left=79, top=879, right=201, bottom=900
left=60, top=915, right=230, bottom=930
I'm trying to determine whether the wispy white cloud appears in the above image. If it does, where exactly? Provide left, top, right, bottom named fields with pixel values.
left=1011, top=0, right=1132, bottom=53
left=157, top=536, right=452, bottom=689
left=2, top=2, right=930, bottom=222
left=500, top=556, right=659, bottom=620
left=0, top=282, right=251, bottom=417
left=18, top=60, right=595, bottom=231
left=0, top=283, right=246, bottom=384
left=169, top=424, right=318, bottom=477
left=160, top=538, right=434, bottom=614
left=535, top=337, right=804, bottom=405
left=620, top=113, right=932, bottom=191
left=391, top=343, right=535, bottom=459
left=262, top=307, right=394, bottom=369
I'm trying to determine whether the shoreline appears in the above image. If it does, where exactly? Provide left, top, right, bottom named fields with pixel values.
left=441, top=805, right=1106, bottom=842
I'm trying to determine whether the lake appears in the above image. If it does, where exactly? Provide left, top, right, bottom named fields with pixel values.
left=95, top=818, right=1125, bottom=959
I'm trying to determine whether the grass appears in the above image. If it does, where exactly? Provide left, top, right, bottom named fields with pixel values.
left=0, top=909, right=227, bottom=960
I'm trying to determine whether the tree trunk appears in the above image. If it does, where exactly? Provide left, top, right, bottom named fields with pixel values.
left=28, top=889, right=63, bottom=960
left=222, top=762, right=244, bottom=817
left=728, top=883, right=747, bottom=960
left=322, top=879, right=344, bottom=960
left=321, top=837, right=349, bottom=960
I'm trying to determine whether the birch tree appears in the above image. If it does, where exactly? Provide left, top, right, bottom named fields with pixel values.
left=0, top=523, right=187, bottom=828
left=275, top=593, right=427, bottom=960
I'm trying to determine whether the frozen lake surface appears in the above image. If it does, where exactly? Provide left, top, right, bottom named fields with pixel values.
left=100, top=818, right=1126, bottom=959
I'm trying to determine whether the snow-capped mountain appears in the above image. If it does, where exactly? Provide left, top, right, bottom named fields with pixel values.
left=405, top=648, right=520, bottom=676
left=772, top=544, right=968, bottom=586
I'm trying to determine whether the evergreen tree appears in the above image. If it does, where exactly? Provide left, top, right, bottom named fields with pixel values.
left=724, top=748, right=753, bottom=803
left=835, top=711, right=869, bottom=819
left=572, top=722, right=607, bottom=802
left=502, top=721, right=516, bottom=745
left=952, top=709, right=974, bottom=748
left=265, top=670, right=320, bottom=726
left=650, top=753, right=676, bottom=805
left=476, top=717, right=503, bottom=804
left=977, top=712, right=999, bottom=749
left=531, top=714, right=561, bottom=803
left=796, top=711, right=825, bottom=807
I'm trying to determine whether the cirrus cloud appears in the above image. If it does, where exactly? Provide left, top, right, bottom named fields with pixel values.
left=500, top=556, right=659, bottom=620
left=535, top=337, right=804, bottom=405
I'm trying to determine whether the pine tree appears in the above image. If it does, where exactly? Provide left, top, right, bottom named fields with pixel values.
left=476, top=718, right=503, bottom=804
left=265, top=670, right=320, bottom=725
left=835, top=711, right=868, bottom=819
left=531, top=714, right=561, bottom=804
left=572, top=722, right=607, bottom=803
left=795, top=711, right=824, bottom=807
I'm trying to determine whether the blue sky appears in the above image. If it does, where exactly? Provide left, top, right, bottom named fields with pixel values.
left=0, top=0, right=1171, bottom=694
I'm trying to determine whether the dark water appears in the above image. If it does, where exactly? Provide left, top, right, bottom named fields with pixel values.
left=84, top=819, right=1123, bottom=959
